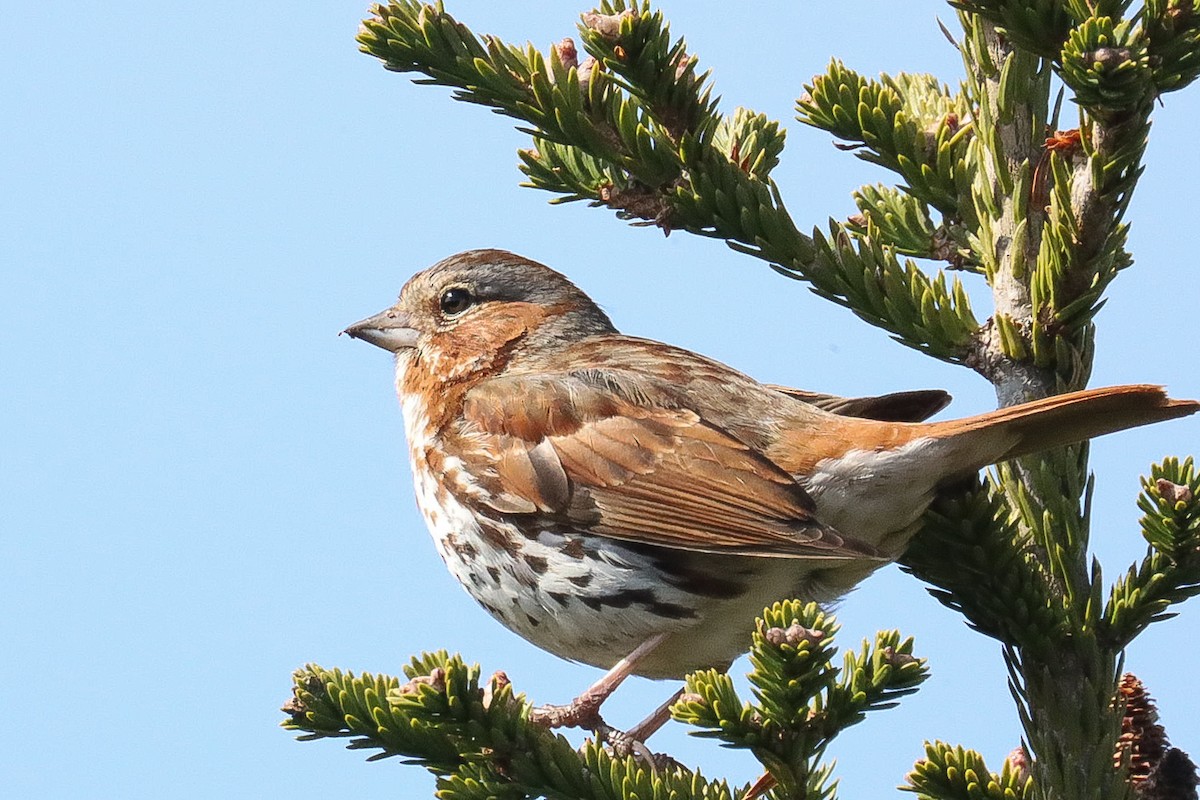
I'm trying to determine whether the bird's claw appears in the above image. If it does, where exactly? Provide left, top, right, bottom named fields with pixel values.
left=529, top=704, right=678, bottom=771
left=594, top=721, right=681, bottom=770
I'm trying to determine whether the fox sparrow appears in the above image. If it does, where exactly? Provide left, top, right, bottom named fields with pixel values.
left=345, top=249, right=1197, bottom=732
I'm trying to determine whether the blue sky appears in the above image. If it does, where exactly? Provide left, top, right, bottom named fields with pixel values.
left=4, top=2, right=1198, bottom=797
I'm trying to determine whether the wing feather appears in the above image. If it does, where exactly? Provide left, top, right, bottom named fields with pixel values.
left=458, top=372, right=880, bottom=561
left=767, top=386, right=951, bottom=422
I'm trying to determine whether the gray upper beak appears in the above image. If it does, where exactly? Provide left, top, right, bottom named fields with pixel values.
left=342, top=307, right=420, bottom=352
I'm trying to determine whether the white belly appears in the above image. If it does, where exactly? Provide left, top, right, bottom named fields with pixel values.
left=804, top=436, right=949, bottom=555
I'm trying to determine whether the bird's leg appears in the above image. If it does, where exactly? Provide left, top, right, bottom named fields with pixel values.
left=532, top=636, right=688, bottom=770
left=529, top=633, right=668, bottom=730
left=625, top=686, right=685, bottom=743
left=596, top=686, right=688, bottom=768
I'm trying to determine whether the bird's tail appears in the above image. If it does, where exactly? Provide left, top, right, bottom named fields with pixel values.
left=925, top=384, right=1198, bottom=475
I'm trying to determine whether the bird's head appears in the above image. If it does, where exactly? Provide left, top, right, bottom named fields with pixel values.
left=343, top=249, right=615, bottom=382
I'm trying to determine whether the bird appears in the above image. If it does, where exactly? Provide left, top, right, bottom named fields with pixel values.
left=344, top=248, right=1197, bottom=736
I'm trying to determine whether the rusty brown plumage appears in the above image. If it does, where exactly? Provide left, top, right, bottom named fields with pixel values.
left=343, top=248, right=1198, bottom=736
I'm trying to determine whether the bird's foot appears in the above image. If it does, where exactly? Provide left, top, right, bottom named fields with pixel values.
left=591, top=720, right=683, bottom=771
left=528, top=633, right=669, bottom=731
left=526, top=706, right=660, bottom=767
left=527, top=635, right=682, bottom=768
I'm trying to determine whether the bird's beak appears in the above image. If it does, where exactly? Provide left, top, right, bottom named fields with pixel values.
left=342, top=307, right=420, bottom=353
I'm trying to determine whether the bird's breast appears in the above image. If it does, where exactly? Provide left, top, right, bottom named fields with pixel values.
left=394, top=387, right=822, bottom=676
left=402, top=446, right=721, bottom=673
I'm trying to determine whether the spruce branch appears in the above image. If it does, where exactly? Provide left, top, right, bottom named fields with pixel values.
left=1105, top=458, right=1200, bottom=648
left=850, top=184, right=977, bottom=271
left=948, top=22, right=1134, bottom=793
left=519, top=137, right=626, bottom=206
left=960, top=13, right=1058, bottom=398
left=674, top=600, right=927, bottom=799
left=712, top=108, right=787, bottom=182
left=1059, top=17, right=1154, bottom=115
left=995, top=444, right=1094, bottom=602
left=356, top=0, right=1177, bottom=401
left=1009, top=635, right=1129, bottom=800
left=901, top=480, right=1067, bottom=658
left=577, top=3, right=718, bottom=141
left=286, top=605, right=924, bottom=800
left=805, top=221, right=980, bottom=361
left=361, top=1, right=986, bottom=360
left=1145, top=0, right=1200, bottom=93
left=947, top=0, right=1078, bottom=59
left=284, top=654, right=741, bottom=800
left=954, top=7, right=1155, bottom=380
left=904, top=741, right=1034, bottom=800
left=797, top=64, right=977, bottom=222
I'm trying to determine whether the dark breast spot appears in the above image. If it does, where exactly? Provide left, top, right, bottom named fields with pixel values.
left=630, top=546, right=747, bottom=600
left=645, top=599, right=696, bottom=620
left=663, top=569, right=744, bottom=600
left=447, top=535, right=477, bottom=560
left=478, top=520, right=520, bottom=553
left=579, top=589, right=697, bottom=620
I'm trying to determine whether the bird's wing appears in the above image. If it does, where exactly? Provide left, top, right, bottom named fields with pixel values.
left=766, top=386, right=952, bottom=422
left=456, top=372, right=881, bottom=560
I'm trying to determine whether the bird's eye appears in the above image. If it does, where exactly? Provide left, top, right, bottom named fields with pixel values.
left=439, top=287, right=474, bottom=316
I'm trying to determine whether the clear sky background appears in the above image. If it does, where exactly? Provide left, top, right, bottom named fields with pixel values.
left=4, top=2, right=1198, bottom=797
